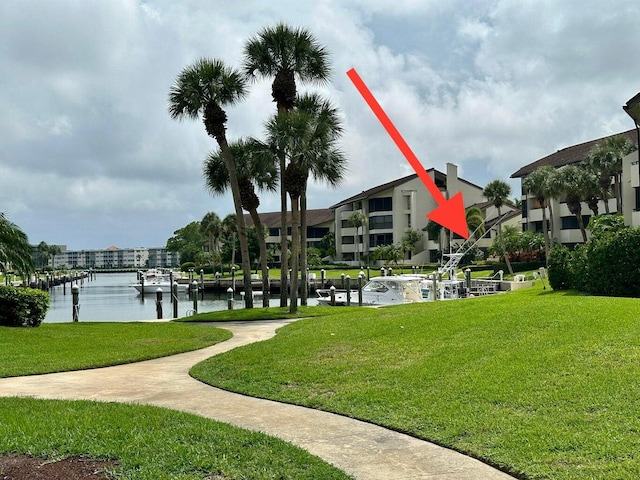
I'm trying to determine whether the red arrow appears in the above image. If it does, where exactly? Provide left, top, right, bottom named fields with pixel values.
left=346, top=68, right=469, bottom=239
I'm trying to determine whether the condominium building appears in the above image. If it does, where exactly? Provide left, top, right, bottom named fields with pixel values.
left=331, top=163, right=501, bottom=264
left=511, top=128, right=639, bottom=247
left=38, top=245, right=180, bottom=269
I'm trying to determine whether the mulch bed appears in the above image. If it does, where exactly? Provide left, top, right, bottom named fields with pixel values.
left=0, top=454, right=118, bottom=480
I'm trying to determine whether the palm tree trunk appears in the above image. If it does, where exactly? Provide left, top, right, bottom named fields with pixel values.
left=300, top=191, right=308, bottom=306
left=218, top=137, right=253, bottom=308
left=249, top=209, right=270, bottom=308
left=230, top=233, right=236, bottom=271
left=541, top=203, right=550, bottom=263
left=497, top=208, right=514, bottom=275
left=289, top=194, right=300, bottom=313
left=547, top=202, right=555, bottom=247
left=615, top=175, right=622, bottom=215
left=602, top=187, right=611, bottom=215
left=576, top=212, right=588, bottom=242
left=279, top=151, right=288, bottom=307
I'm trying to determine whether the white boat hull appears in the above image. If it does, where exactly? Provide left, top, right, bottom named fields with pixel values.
left=132, top=282, right=188, bottom=294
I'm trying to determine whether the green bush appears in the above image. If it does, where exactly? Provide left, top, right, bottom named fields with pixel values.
left=585, top=228, right=640, bottom=297
left=569, top=243, right=589, bottom=292
left=0, top=286, right=50, bottom=327
left=547, top=244, right=571, bottom=290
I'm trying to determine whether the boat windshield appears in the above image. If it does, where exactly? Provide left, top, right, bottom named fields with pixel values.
left=363, top=281, right=389, bottom=293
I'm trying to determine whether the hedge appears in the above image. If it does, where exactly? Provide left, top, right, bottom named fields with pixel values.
left=0, top=286, right=50, bottom=327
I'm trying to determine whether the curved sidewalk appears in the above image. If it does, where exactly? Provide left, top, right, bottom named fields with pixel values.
left=0, top=320, right=516, bottom=480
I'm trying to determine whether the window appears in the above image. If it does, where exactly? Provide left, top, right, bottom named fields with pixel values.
left=307, top=227, right=329, bottom=238
left=369, top=233, right=393, bottom=247
left=561, top=215, right=591, bottom=230
left=406, top=214, right=411, bottom=228
left=635, top=187, right=640, bottom=211
left=368, top=197, right=392, bottom=212
left=341, top=219, right=352, bottom=228
left=406, top=196, right=411, bottom=210
left=341, top=236, right=355, bottom=244
left=429, top=249, right=439, bottom=263
left=521, top=199, right=528, bottom=218
left=269, top=228, right=279, bottom=236
left=369, top=215, right=393, bottom=230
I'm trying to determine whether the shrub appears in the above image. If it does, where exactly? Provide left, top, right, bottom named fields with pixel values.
left=0, top=286, right=50, bottom=327
left=585, top=228, right=640, bottom=297
left=547, top=244, right=571, bottom=290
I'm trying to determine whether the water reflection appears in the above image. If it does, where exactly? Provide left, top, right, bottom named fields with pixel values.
left=44, top=272, right=309, bottom=323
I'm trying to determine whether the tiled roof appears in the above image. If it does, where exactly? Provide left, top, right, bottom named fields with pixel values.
left=511, top=129, right=638, bottom=178
left=243, top=208, right=333, bottom=229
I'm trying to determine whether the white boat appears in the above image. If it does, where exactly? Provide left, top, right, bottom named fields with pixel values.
left=317, top=275, right=425, bottom=306
left=131, top=269, right=188, bottom=294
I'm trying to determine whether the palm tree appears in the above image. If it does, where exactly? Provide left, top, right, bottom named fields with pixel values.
left=37, top=241, right=51, bottom=269
left=222, top=214, right=238, bottom=272
left=423, top=220, right=443, bottom=262
left=168, top=57, right=253, bottom=307
left=522, top=166, right=555, bottom=261
left=48, top=245, right=61, bottom=270
left=587, top=135, right=637, bottom=214
left=204, top=139, right=278, bottom=307
left=243, top=23, right=330, bottom=308
left=465, top=206, right=485, bottom=240
left=200, top=212, right=222, bottom=272
left=557, top=165, right=590, bottom=242
left=0, top=213, right=34, bottom=280
left=348, top=210, right=367, bottom=266
left=483, top=180, right=514, bottom=275
left=400, top=229, right=422, bottom=264
left=264, top=96, right=346, bottom=313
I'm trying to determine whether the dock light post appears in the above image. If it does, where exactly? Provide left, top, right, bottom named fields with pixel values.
left=465, top=268, right=471, bottom=297
left=199, top=269, right=204, bottom=300
left=623, top=92, right=640, bottom=181
left=240, top=291, right=245, bottom=308
left=367, top=265, right=370, bottom=280
left=380, top=267, right=386, bottom=277
left=358, top=271, right=364, bottom=307
left=227, top=287, right=234, bottom=310
left=192, top=281, right=198, bottom=313
left=172, top=282, right=178, bottom=318
left=345, top=275, right=351, bottom=306
left=341, top=273, right=345, bottom=289
left=321, top=269, right=326, bottom=288
left=215, top=271, right=220, bottom=288
left=155, top=288, right=163, bottom=319
left=71, top=284, right=80, bottom=322
left=330, top=285, right=336, bottom=306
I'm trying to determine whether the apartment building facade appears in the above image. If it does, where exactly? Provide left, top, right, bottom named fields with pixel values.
left=511, top=128, right=639, bottom=247
left=41, top=246, right=180, bottom=269
left=331, top=163, right=493, bottom=264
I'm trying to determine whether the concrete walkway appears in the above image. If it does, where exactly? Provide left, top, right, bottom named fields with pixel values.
left=0, top=320, right=516, bottom=480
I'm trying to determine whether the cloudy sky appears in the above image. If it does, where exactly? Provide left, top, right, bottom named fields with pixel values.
left=1, top=0, right=639, bottom=250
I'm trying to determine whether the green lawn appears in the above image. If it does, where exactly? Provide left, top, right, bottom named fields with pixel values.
left=191, top=286, right=640, bottom=479
left=0, top=398, right=351, bottom=479
left=0, top=322, right=231, bottom=377
left=178, top=305, right=364, bottom=322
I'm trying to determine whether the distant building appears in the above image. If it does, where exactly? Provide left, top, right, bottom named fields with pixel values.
left=36, top=245, right=180, bottom=269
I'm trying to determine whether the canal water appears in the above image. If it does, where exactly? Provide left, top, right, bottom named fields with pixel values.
left=44, top=272, right=314, bottom=323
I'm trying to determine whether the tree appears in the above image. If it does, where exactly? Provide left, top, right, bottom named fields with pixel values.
left=557, top=165, right=591, bottom=242
left=523, top=166, right=555, bottom=261
left=483, top=179, right=514, bottom=275
left=400, top=229, right=422, bottom=264
left=423, top=220, right=443, bottom=262
left=465, top=206, right=485, bottom=240
left=319, top=231, right=336, bottom=258
left=264, top=94, right=346, bottom=313
left=221, top=214, right=238, bottom=269
left=244, top=23, right=330, bottom=308
left=37, top=241, right=51, bottom=269
left=200, top=212, right=222, bottom=272
left=166, top=222, right=204, bottom=265
left=0, top=213, right=34, bottom=280
left=204, top=139, right=278, bottom=307
left=587, top=135, right=637, bottom=214
left=168, top=57, right=253, bottom=307
left=348, top=210, right=367, bottom=266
